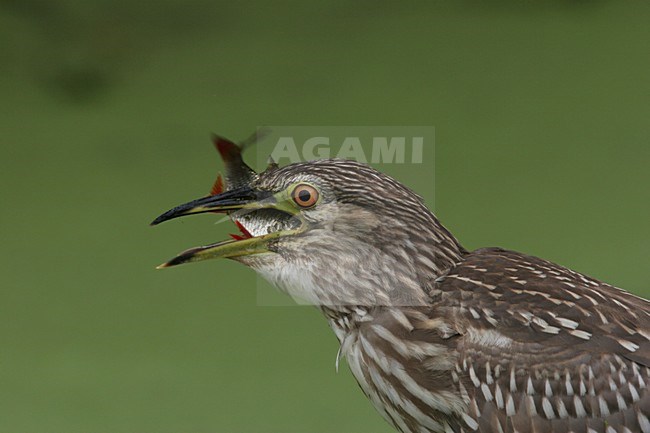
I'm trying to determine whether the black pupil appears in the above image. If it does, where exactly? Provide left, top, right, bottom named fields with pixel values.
left=298, top=189, right=312, bottom=203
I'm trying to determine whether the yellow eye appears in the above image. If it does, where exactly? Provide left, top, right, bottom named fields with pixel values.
left=292, top=184, right=319, bottom=208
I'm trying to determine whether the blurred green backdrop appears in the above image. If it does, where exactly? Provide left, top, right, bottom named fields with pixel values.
left=1, top=1, right=649, bottom=432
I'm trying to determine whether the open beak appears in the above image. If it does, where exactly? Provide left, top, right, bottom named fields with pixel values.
left=151, top=187, right=301, bottom=268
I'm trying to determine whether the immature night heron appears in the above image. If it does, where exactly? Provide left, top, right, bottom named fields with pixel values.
left=152, top=136, right=650, bottom=433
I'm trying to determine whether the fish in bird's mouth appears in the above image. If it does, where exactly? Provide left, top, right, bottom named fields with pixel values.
left=150, top=135, right=307, bottom=268
left=231, top=208, right=302, bottom=240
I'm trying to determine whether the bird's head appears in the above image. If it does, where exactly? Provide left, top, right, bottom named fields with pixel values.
left=152, top=136, right=463, bottom=307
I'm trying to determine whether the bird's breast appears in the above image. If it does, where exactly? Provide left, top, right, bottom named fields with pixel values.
left=329, top=309, right=468, bottom=433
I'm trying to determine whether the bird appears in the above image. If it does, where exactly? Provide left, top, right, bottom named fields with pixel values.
left=152, top=134, right=650, bottom=433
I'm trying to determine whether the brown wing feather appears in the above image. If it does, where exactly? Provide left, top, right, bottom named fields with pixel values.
left=431, top=247, right=650, bottom=432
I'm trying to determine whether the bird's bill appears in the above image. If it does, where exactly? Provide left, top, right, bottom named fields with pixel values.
left=151, top=186, right=301, bottom=268
left=150, top=186, right=270, bottom=226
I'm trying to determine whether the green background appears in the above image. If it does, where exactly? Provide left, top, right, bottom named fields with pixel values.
left=1, top=1, right=648, bottom=432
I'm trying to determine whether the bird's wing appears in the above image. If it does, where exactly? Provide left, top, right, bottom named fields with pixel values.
left=427, top=247, right=650, bottom=432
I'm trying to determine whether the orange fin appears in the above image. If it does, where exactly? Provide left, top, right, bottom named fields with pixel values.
left=235, top=220, right=253, bottom=239
left=210, top=173, right=224, bottom=196
left=212, top=135, right=240, bottom=162
left=210, top=133, right=257, bottom=190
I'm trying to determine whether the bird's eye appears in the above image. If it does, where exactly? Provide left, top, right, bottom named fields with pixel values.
left=292, top=184, right=319, bottom=208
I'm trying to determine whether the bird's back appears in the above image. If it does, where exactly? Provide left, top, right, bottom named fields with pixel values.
left=341, top=248, right=650, bottom=433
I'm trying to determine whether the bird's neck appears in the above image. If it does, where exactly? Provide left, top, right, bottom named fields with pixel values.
left=318, top=220, right=464, bottom=339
